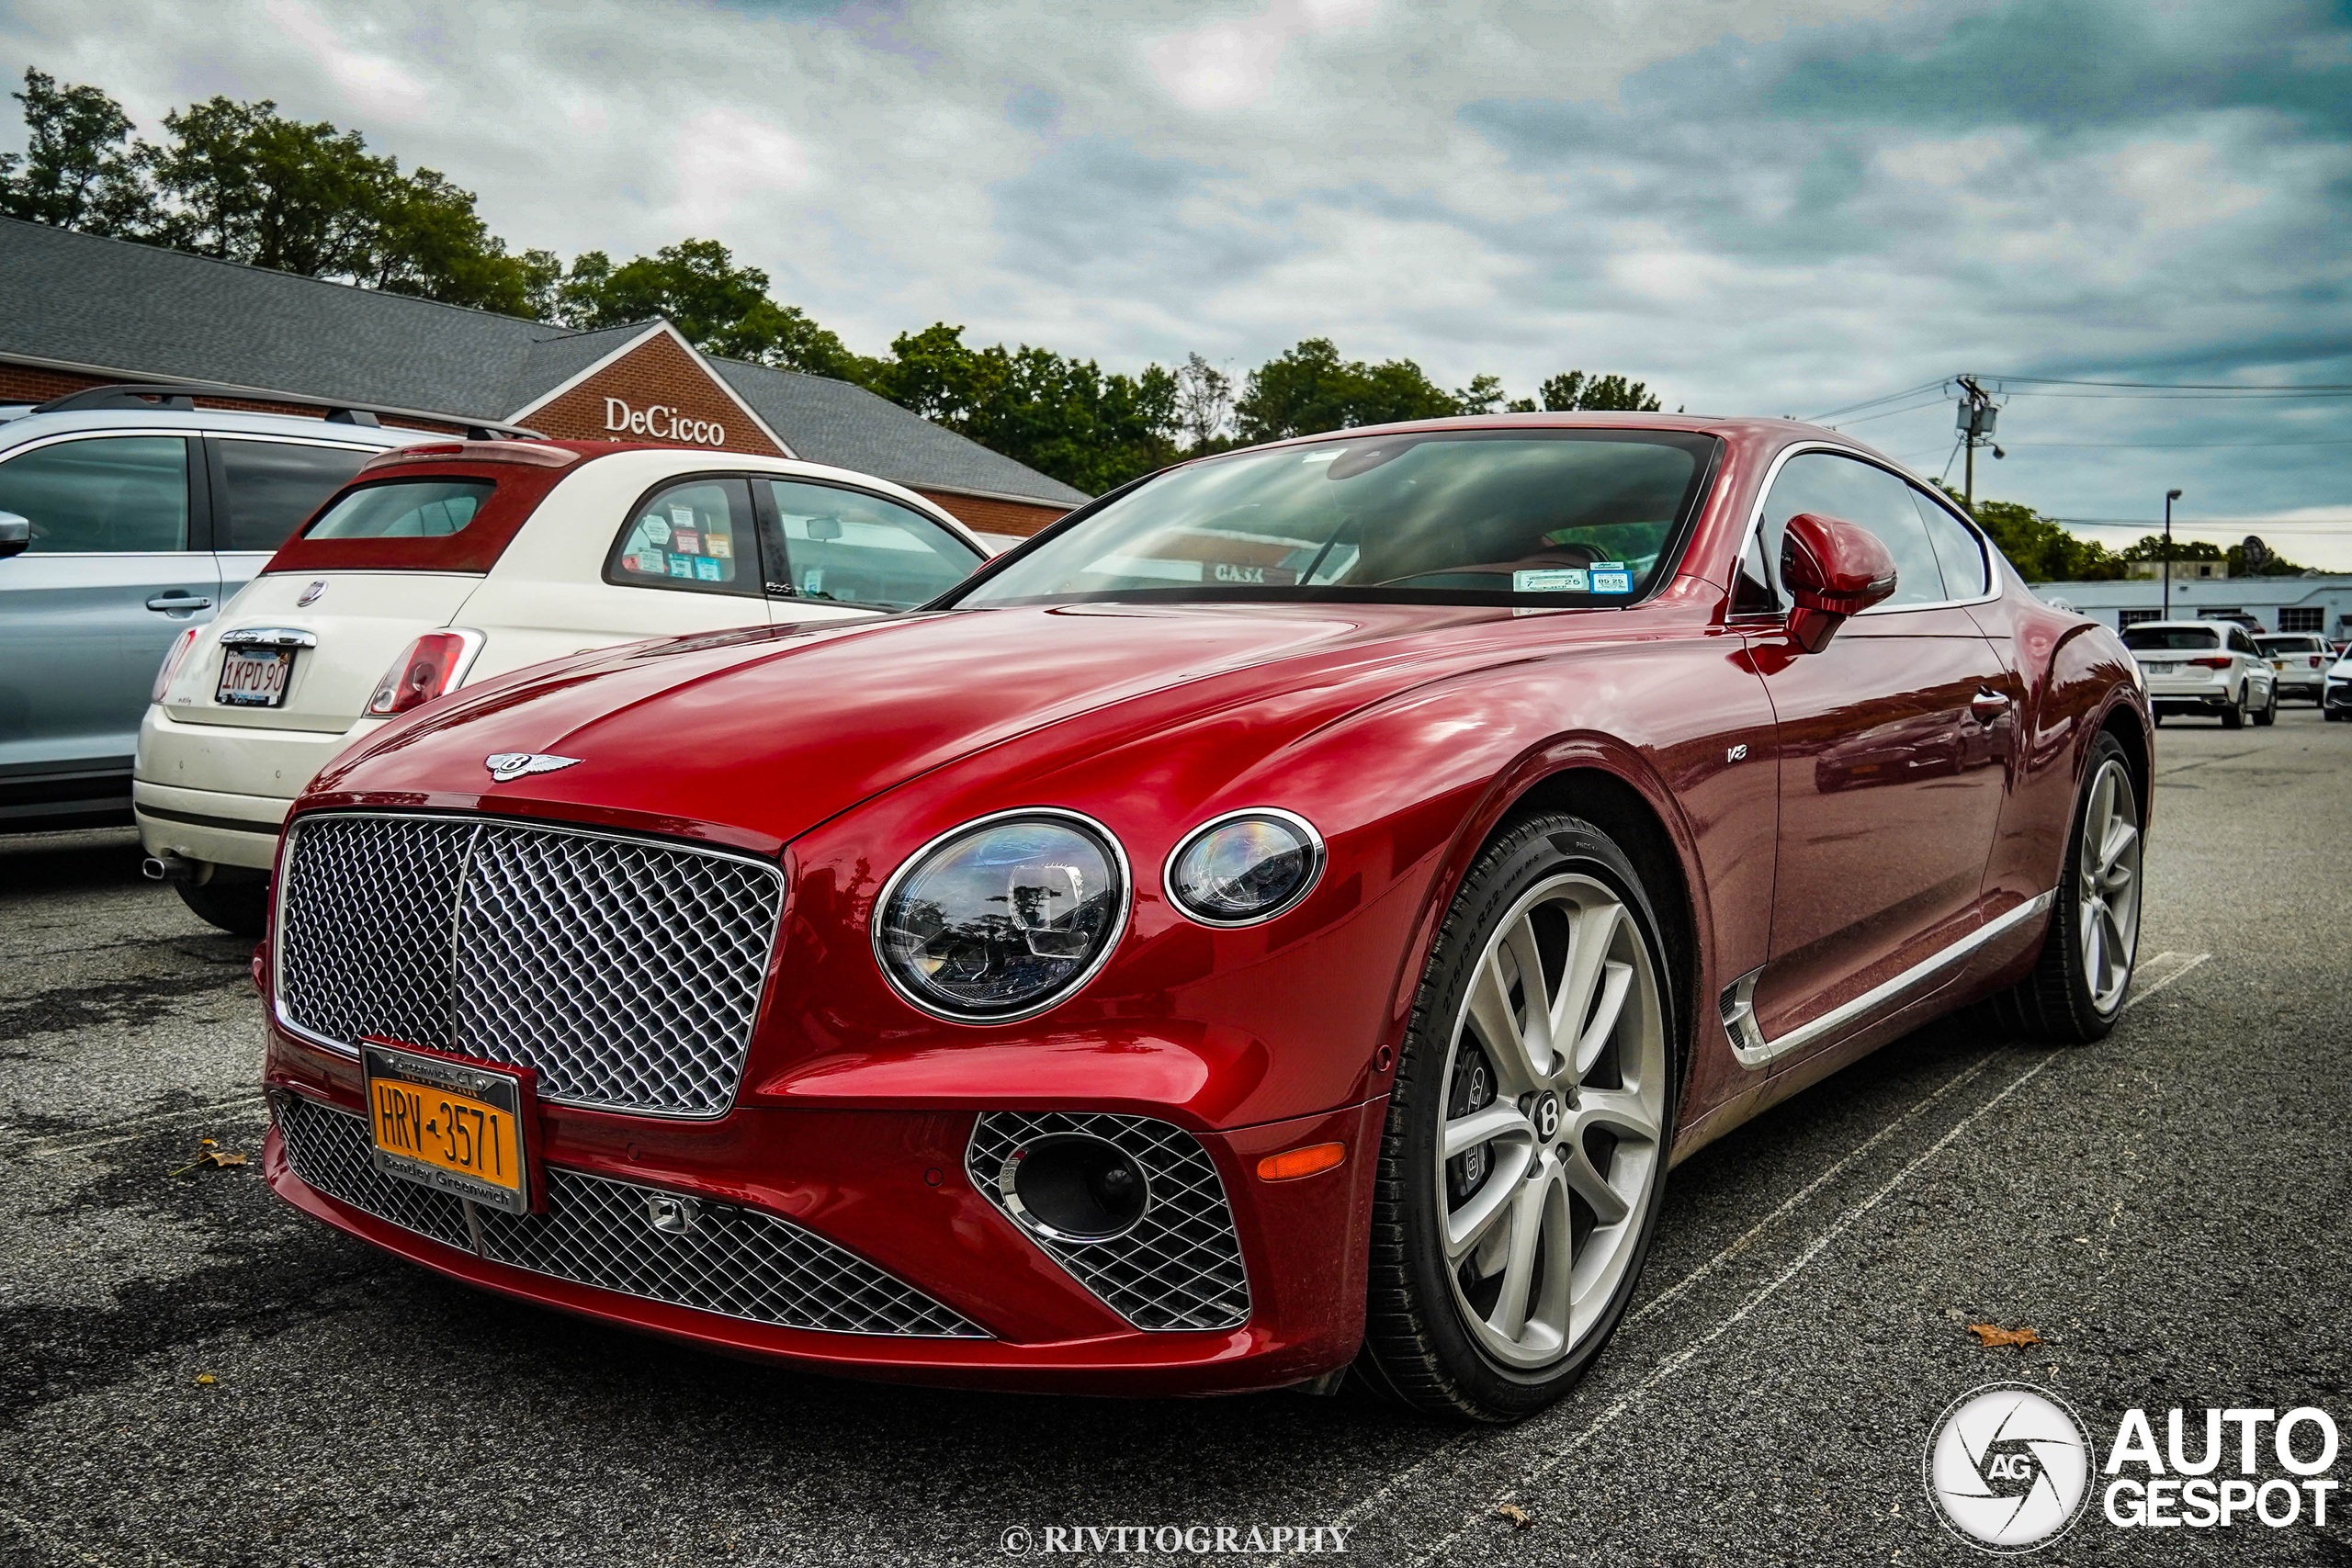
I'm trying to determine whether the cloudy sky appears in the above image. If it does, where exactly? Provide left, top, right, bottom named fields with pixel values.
left=6, top=0, right=2348, bottom=562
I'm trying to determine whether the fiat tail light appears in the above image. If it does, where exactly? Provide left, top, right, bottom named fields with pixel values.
left=152, top=626, right=200, bottom=701
left=368, top=630, right=482, bottom=715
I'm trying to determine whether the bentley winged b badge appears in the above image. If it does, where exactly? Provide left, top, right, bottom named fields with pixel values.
left=484, top=752, right=582, bottom=783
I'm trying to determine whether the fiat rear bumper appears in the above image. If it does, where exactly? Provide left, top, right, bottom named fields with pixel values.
left=263, top=1027, right=1383, bottom=1396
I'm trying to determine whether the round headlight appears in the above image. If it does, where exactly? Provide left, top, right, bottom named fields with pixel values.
left=874, top=811, right=1129, bottom=1021
left=1166, top=809, right=1324, bottom=927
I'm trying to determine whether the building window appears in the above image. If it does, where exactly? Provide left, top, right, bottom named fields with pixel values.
left=2278, top=606, right=2323, bottom=633
left=2119, top=608, right=2163, bottom=629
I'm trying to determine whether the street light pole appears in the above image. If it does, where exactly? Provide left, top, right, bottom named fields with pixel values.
left=2163, top=488, right=2183, bottom=619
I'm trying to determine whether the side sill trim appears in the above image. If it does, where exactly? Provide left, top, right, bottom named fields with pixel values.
left=1730, top=890, right=2056, bottom=1070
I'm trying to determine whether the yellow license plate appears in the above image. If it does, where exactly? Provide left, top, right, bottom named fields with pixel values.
left=360, top=1040, right=534, bottom=1214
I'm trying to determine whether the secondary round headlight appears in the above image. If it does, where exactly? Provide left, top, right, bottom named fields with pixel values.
left=1165, top=809, right=1324, bottom=927
left=874, top=811, right=1129, bottom=1021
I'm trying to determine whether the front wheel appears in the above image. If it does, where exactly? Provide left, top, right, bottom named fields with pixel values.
left=1984, top=733, right=2143, bottom=1043
left=1359, top=813, right=1678, bottom=1422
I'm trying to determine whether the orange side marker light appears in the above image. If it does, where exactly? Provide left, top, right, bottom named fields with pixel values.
left=1256, top=1142, right=1346, bottom=1182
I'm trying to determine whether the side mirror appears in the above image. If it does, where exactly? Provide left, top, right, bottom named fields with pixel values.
left=0, top=513, right=27, bottom=560
left=1780, top=512, right=1897, bottom=652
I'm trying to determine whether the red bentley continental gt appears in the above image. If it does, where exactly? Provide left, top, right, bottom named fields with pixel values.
left=258, top=414, right=2151, bottom=1421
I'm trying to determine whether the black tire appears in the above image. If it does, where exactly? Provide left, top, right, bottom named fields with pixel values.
left=174, top=874, right=269, bottom=938
left=2222, top=687, right=2245, bottom=729
left=2254, top=685, right=2277, bottom=727
left=1982, top=732, right=2142, bottom=1044
left=1358, top=813, right=1679, bottom=1423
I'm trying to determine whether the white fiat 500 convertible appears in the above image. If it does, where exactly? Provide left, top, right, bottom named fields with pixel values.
left=137, top=439, right=990, bottom=932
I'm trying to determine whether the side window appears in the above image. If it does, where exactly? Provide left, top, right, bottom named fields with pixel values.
left=767, top=480, right=983, bottom=610
left=1755, top=452, right=1948, bottom=609
left=606, top=477, right=756, bottom=597
left=1910, top=487, right=1989, bottom=599
left=2228, top=626, right=2258, bottom=657
left=212, top=439, right=375, bottom=551
left=0, top=435, right=189, bottom=553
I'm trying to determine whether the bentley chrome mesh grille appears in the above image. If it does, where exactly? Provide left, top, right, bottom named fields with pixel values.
left=967, top=1111, right=1251, bottom=1332
left=277, top=1098, right=984, bottom=1338
left=277, top=1093, right=475, bottom=1252
left=276, top=813, right=784, bottom=1118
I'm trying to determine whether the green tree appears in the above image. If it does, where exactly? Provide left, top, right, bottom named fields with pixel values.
left=868, top=323, right=1181, bottom=493
left=1936, top=489, right=2124, bottom=581
left=1231, top=338, right=1463, bottom=441
left=142, top=96, right=384, bottom=276
left=0, top=68, right=156, bottom=234
left=368, top=167, right=544, bottom=314
left=549, top=239, right=865, bottom=377
left=2117, top=534, right=2222, bottom=563
left=1537, top=370, right=1663, bottom=412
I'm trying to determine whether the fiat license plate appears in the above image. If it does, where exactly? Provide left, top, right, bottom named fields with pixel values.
left=217, top=647, right=292, bottom=706
left=361, top=1040, right=535, bottom=1214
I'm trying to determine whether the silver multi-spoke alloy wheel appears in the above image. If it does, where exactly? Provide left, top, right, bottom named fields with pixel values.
left=2076, top=755, right=2143, bottom=1014
left=1435, top=872, right=1668, bottom=1372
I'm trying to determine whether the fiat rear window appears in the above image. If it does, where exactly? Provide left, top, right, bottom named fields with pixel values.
left=305, top=479, right=495, bottom=539
left=951, top=429, right=1719, bottom=608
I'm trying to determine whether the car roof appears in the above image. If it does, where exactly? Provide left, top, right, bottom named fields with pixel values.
left=354, top=439, right=991, bottom=553
left=0, top=404, right=424, bottom=450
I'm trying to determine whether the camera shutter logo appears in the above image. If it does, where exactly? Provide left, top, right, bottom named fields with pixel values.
left=1924, top=1383, right=2091, bottom=1553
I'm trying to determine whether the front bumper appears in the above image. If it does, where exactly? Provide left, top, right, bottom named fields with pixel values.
left=264, top=1024, right=1384, bottom=1396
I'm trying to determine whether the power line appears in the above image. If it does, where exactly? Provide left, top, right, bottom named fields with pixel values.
left=1974, top=374, right=2352, bottom=391
left=1997, top=437, right=2352, bottom=449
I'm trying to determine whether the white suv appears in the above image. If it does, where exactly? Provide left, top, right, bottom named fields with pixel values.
left=2253, top=632, right=2333, bottom=704
left=136, top=439, right=990, bottom=931
left=2121, top=620, right=2278, bottom=728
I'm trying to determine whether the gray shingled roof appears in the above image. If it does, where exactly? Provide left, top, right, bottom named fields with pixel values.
left=0, top=216, right=1087, bottom=506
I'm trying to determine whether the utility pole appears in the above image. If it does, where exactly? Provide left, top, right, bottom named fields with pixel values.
left=2163, top=488, right=2182, bottom=619
left=1955, top=377, right=2002, bottom=513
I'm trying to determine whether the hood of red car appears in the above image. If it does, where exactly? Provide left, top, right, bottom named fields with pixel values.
left=310, top=600, right=1525, bottom=849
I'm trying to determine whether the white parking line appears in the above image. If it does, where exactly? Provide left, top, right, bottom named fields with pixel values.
left=1356, top=950, right=2214, bottom=1562
left=21, top=1093, right=268, bottom=1159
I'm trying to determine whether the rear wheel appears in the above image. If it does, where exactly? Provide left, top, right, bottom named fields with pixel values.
left=2222, top=685, right=2246, bottom=729
left=2254, top=683, right=2277, bottom=727
left=1360, top=814, right=1678, bottom=1422
left=174, top=873, right=268, bottom=938
left=1984, top=733, right=2143, bottom=1043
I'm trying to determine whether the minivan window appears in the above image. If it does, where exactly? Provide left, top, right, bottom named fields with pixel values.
left=769, top=480, right=982, bottom=609
left=307, top=479, right=494, bottom=539
left=214, top=439, right=374, bottom=551
left=2121, top=626, right=2220, bottom=651
left=0, top=435, right=189, bottom=552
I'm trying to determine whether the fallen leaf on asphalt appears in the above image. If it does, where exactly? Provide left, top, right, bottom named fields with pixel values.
left=1494, top=1505, right=1532, bottom=1529
left=194, top=1373, right=217, bottom=1386
left=167, top=1144, right=249, bottom=1177
left=1967, top=1324, right=2042, bottom=1349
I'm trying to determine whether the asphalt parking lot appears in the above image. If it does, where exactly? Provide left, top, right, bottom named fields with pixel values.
left=3, top=705, right=2347, bottom=1568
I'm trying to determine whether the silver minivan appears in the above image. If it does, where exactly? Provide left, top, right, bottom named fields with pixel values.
left=0, top=385, right=510, bottom=829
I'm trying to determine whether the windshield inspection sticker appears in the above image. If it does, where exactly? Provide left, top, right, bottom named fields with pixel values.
left=1514, top=568, right=1589, bottom=592
left=1590, top=563, right=1634, bottom=592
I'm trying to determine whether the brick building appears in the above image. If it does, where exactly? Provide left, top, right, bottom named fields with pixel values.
left=0, top=216, right=1088, bottom=538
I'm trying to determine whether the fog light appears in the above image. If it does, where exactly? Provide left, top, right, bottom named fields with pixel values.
left=1000, top=1134, right=1150, bottom=1244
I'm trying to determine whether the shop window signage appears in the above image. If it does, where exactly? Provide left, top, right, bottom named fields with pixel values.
left=605, top=397, right=725, bottom=447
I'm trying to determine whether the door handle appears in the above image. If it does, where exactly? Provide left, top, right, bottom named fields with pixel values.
left=146, top=593, right=214, bottom=612
left=1970, top=688, right=2012, bottom=724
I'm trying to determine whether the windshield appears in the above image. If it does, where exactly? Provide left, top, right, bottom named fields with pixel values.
left=2122, top=627, right=2221, bottom=651
left=952, top=429, right=1718, bottom=608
